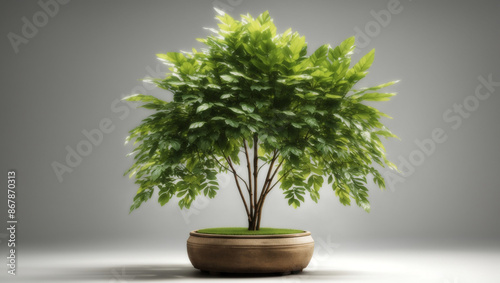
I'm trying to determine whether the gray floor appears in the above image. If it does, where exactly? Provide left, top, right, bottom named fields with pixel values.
left=3, top=242, right=499, bottom=283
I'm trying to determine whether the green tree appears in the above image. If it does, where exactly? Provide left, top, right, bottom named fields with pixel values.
left=124, top=10, right=398, bottom=230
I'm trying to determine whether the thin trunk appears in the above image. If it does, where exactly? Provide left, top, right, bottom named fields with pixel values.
left=248, top=219, right=254, bottom=230
left=222, top=143, right=285, bottom=230
left=253, top=135, right=258, bottom=221
left=254, top=171, right=273, bottom=229
left=226, top=157, right=251, bottom=223
left=237, top=142, right=283, bottom=231
left=256, top=196, right=265, bottom=229
left=243, top=140, right=253, bottom=220
left=257, top=151, right=277, bottom=201
left=250, top=152, right=278, bottom=230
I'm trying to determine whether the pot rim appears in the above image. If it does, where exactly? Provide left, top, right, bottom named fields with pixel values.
left=190, top=230, right=311, bottom=239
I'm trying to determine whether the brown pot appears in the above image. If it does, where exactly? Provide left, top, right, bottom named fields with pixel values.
left=187, top=230, right=314, bottom=274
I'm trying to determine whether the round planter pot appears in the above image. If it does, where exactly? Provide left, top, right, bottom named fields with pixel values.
left=187, top=230, right=314, bottom=274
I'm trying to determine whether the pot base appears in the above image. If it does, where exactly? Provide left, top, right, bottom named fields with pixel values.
left=200, top=269, right=303, bottom=276
left=187, top=230, right=314, bottom=274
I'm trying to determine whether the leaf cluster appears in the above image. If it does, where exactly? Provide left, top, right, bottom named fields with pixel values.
left=125, top=10, right=398, bottom=213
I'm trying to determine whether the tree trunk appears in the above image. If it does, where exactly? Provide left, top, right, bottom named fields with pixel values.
left=227, top=139, right=279, bottom=231
left=256, top=199, right=264, bottom=230
left=248, top=217, right=257, bottom=230
left=247, top=192, right=266, bottom=230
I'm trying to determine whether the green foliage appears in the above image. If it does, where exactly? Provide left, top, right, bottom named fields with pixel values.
left=197, top=227, right=304, bottom=235
left=124, top=10, right=398, bottom=214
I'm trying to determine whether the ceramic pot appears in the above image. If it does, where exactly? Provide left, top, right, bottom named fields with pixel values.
left=187, top=230, right=314, bottom=274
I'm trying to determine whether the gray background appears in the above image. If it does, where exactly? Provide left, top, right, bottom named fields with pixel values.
left=1, top=0, right=499, bottom=265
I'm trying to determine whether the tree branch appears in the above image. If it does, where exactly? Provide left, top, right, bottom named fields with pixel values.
left=253, top=151, right=281, bottom=230
left=257, top=162, right=267, bottom=174
left=256, top=150, right=279, bottom=209
left=253, top=135, right=259, bottom=213
left=210, top=153, right=232, bottom=172
left=243, top=139, right=254, bottom=218
left=266, top=166, right=292, bottom=195
left=226, top=156, right=251, bottom=220
left=209, top=152, right=249, bottom=192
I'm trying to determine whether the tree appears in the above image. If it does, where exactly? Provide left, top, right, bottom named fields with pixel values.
left=124, top=10, right=398, bottom=230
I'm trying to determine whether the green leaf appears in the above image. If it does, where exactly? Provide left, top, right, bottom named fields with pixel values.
left=214, top=7, right=226, bottom=16
left=248, top=113, right=263, bottom=122
left=225, top=119, right=239, bottom=127
left=350, top=49, right=375, bottom=74
left=360, top=201, right=371, bottom=213
left=296, top=194, right=305, bottom=202
left=247, top=125, right=258, bottom=132
left=325, top=94, right=342, bottom=99
left=170, top=141, right=181, bottom=150
left=180, top=62, right=195, bottom=75
left=304, top=116, right=319, bottom=128
left=250, top=85, right=271, bottom=91
left=310, top=44, right=329, bottom=65
left=358, top=92, right=396, bottom=101
left=329, top=36, right=355, bottom=61
left=206, top=171, right=217, bottom=180
left=228, top=107, right=245, bottom=114
left=288, top=35, right=306, bottom=58
left=250, top=58, right=269, bottom=72
left=267, top=136, right=278, bottom=144
left=288, top=74, right=313, bottom=81
left=158, top=52, right=187, bottom=65
left=189, top=122, right=206, bottom=129
left=257, top=10, right=272, bottom=24
left=230, top=71, right=256, bottom=81
left=151, top=167, right=162, bottom=181
left=123, top=94, right=167, bottom=106
left=354, top=80, right=399, bottom=94
left=206, top=84, right=221, bottom=89
left=158, top=192, right=172, bottom=206
left=196, top=103, right=212, bottom=113
left=220, top=74, right=237, bottom=83
left=208, top=187, right=218, bottom=198
left=374, top=129, right=398, bottom=139
left=288, top=147, right=302, bottom=156
left=293, top=199, right=300, bottom=208
left=240, top=103, right=255, bottom=113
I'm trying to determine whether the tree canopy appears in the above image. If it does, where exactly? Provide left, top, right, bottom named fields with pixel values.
left=124, top=10, right=398, bottom=225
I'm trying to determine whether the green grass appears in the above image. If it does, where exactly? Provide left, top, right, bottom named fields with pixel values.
left=196, top=227, right=305, bottom=235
